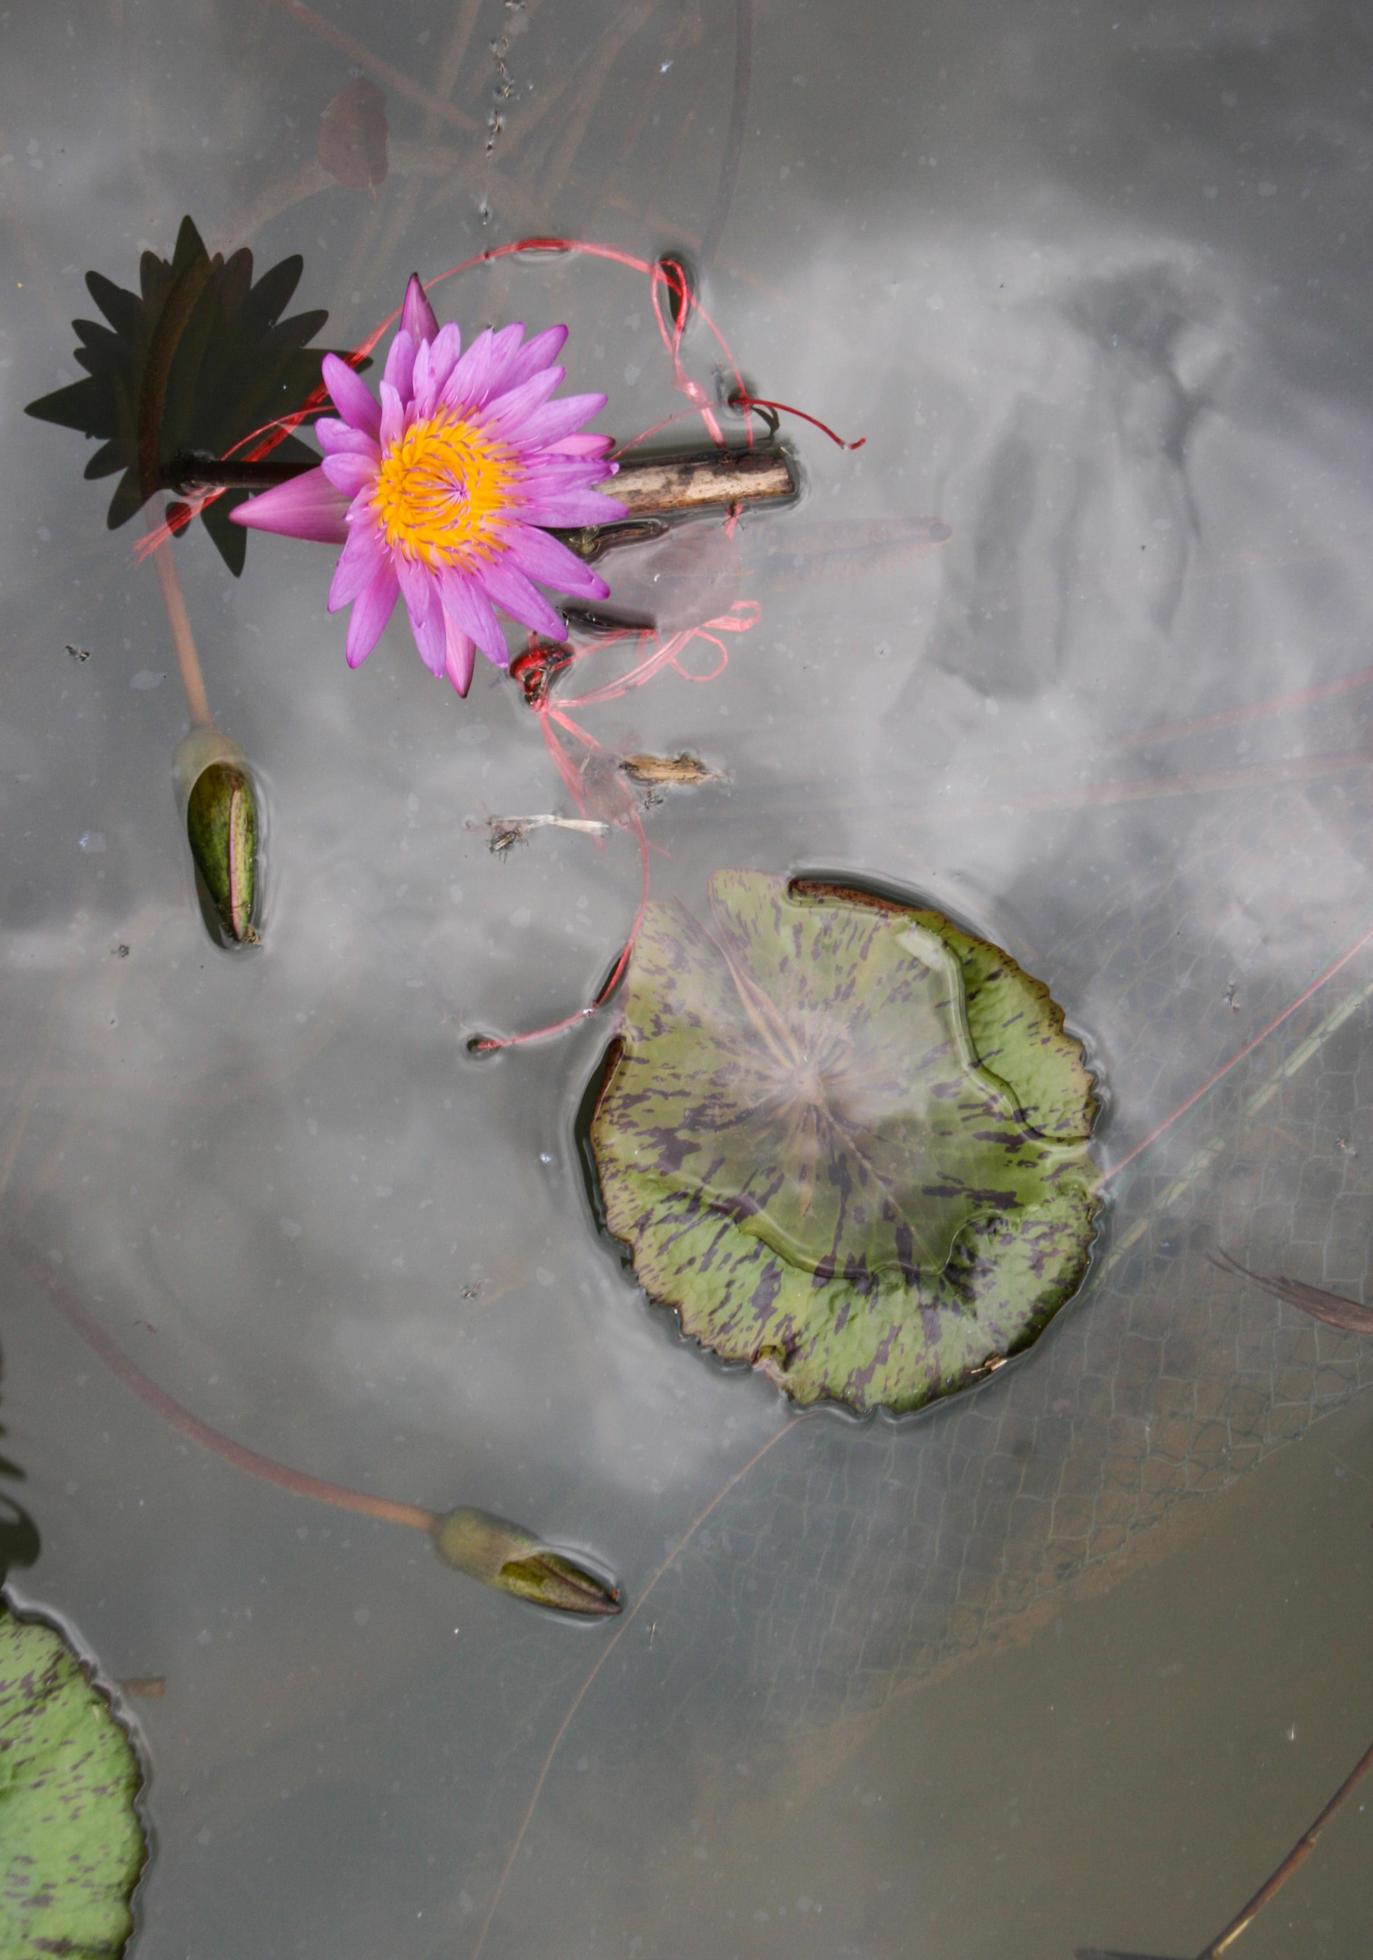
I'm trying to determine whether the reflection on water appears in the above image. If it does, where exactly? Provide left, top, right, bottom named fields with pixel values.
left=23, top=215, right=350, bottom=575
left=5, top=1, right=1373, bottom=1956
left=0, top=1348, right=41, bottom=1584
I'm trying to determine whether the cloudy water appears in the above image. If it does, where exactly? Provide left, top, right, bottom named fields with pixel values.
left=3, top=2, right=1372, bottom=1956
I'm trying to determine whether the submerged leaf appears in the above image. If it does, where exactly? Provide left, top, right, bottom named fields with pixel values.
left=1210, top=1250, right=1373, bottom=1336
left=0, top=1601, right=147, bottom=1958
left=1074, top=1950, right=1187, bottom=1959
left=589, top=872, right=1100, bottom=1415
left=430, top=1508, right=621, bottom=1617
left=318, top=79, right=389, bottom=190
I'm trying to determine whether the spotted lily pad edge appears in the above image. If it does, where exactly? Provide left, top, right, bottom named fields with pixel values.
left=0, top=1591, right=150, bottom=1960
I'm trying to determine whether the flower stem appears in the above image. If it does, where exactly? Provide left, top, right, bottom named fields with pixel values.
left=166, top=443, right=799, bottom=520
left=145, top=521, right=213, bottom=729
left=15, top=1233, right=435, bottom=1534
left=163, top=453, right=307, bottom=493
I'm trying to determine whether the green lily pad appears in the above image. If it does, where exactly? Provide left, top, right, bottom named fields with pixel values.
left=589, top=872, right=1101, bottom=1414
left=0, top=1599, right=147, bottom=1957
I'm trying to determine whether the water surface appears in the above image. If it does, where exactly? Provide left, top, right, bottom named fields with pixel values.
left=4, top=2, right=1373, bottom=1955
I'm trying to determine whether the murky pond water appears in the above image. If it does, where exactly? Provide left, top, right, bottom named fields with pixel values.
left=5, top=3, right=1373, bottom=1956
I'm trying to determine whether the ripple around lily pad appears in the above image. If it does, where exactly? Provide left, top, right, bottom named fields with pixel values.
left=588, top=871, right=1102, bottom=1415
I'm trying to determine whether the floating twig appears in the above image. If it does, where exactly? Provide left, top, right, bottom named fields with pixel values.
left=619, top=752, right=720, bottom=788
left=470, top=812, right=612, bottom=856
left=1209, top=1249, right=1373, bottom=1337
left=1195, top=1733, right=1373, bottom=1955
left=1077, top=1731, right=1373, bottom=1960
left=166, top=440, right=799, bottom=521
left=608, top=443, right=798, bottom=515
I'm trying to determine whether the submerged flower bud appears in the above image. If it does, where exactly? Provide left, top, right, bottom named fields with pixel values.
left=173, top=727, right=260, bottom=945
left=430, top=1506, right=621, bottom=1617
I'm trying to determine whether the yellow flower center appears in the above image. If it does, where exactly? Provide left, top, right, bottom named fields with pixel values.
left=371, top=410, right=516, bottom=566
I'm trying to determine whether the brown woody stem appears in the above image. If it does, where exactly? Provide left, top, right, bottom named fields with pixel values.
left=606, top=444, right=798, bottom=515
left=165, top=443, right=800, bottom=519
left=1196, top=1733, right=1373, bottom=1957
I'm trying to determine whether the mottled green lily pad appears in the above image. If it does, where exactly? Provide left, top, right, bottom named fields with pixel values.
left=590, top=872, right=1100, bottom=1414
left=0, top=1600, right=147, bottom=1957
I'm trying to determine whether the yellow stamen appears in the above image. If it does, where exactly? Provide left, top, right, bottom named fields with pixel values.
left=371, top=409, right=516, bottom=566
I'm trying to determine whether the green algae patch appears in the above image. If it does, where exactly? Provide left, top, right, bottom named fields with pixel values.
left=590, top=872, right=1100, bottom=1414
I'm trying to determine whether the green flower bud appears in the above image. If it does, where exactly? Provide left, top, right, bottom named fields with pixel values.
left=173, top=727, right=259, bottom=945
left=430, top=1507, right=621, bottom=1617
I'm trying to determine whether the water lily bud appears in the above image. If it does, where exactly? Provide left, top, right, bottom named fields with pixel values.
left=430, top=1507, right=621, bottom=1617
left=172, top=727, right=259, bottom=945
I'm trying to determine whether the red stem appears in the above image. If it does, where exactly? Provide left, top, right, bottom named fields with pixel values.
left=13, top=1236, right=434, bottom=1533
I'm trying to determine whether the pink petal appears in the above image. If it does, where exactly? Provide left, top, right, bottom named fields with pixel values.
left=504, top=522, right=611, bottom=598
left=379, top=380, right=405, bottom=453
left=474, top=322, right=530, bottom=402
left=410, top=335, right=435, bottom=417
left=439, top=327, right=497, bottom=411
left=546, top=432, right=614, bottom=456
left=401, top=273, right=439, bottom=345
left=415, top=322, right=463, bottom=416
left=316, top=417, right=379, bottom=457
left=517, top=486, right=629, bottom=527
left=500, top=324, right=568, bottom=393
left=321, top=452, right=378, bottom=497
left=395, top=555, right=446, bottom=675
left=322, top=353, right=381, bottom=439
left=518, top=454, right=620, bottom=487
left=327, top=520, right=386, bottom=612
left=442, top=615, right=476, bottom=696
left=228, top=467, right=350, bottom=543
left=478, top=555, right=564, bottom=637
left=383, top=327, right=416, bottom=403
left=481, top=365, right=565, bottom=437
left=345, top=565, right=399, bottom=667
left=516, top=392, right=609, bottom=449
left=440, top=567, right=508, bottom=664
left=411, top=606, right=446, bottom=676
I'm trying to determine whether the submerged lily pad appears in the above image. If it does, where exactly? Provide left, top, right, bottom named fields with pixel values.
left=589, top=872, right=1100, bottom=1414
left=0, top=1600, right=147, bottom=1957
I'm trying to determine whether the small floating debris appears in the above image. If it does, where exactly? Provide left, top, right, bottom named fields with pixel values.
left=619, top=751, right=720, bottom=788
left=470, top=812, right=611, bottom=856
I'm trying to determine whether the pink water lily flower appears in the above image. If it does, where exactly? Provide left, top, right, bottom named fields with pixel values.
left=231, top=274, right=627, bottom=695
